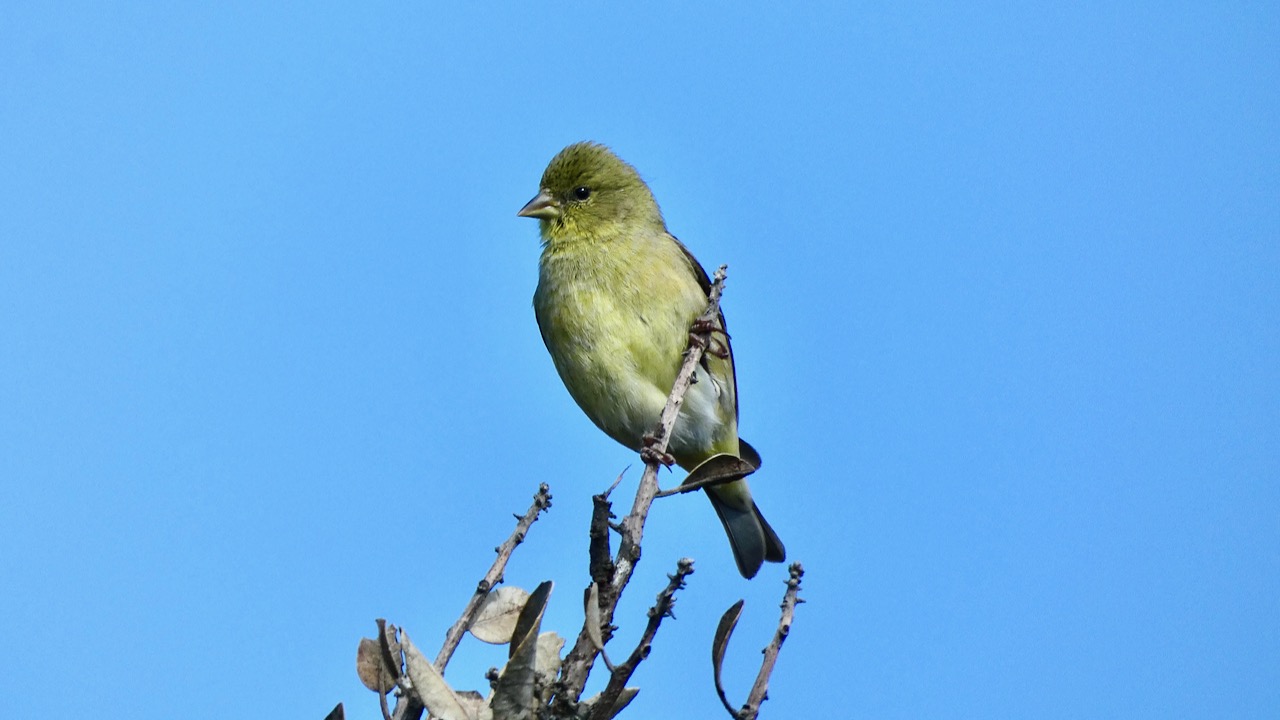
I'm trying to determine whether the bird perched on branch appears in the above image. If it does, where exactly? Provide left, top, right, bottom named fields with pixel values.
left=518, top=142, right=785, bottom=579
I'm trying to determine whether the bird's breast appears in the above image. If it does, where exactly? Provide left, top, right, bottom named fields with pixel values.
left=533, top=236, right=710, bottom=448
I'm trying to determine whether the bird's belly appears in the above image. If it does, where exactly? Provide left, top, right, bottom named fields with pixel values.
left=535, top=274, right=727, bottom=461
left=538, top=297, right=674, bottom=449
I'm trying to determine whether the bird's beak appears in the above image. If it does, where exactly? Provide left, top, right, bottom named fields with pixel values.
left=517, top=190, right=561, bottom=220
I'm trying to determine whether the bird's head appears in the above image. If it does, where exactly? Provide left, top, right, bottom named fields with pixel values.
left=518, top=142, right=665, bottom=241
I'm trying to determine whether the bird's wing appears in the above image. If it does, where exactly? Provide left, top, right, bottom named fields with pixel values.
left=669, top=234, right=741, bottom=425
left=672, top=235, right=715, bottom=298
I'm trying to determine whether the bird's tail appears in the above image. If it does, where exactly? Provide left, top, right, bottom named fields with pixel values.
left=706, top=480, right=786, bottom=579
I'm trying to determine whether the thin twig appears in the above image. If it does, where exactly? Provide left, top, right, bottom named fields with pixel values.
left=588, top=559, right=696, bottom=720
left=379, top=684, right=392, bottom=720
left=434, top=483, right=553, bottom=670
left=739, top=563, right=805, bottom=720
left=554, top=266, right=730, bottom=712
left=654, top=472, right=737, bottom=498
left=392, top=483, right=553, bottom=720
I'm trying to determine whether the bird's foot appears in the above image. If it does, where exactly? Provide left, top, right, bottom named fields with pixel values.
left=689, top=318, right=729, bottom=337
left=687, top=320, right=731, bottom=358
left=640, top=433, right=676, bottom=467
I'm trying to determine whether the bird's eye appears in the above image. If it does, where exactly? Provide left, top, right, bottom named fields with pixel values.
left=573, top=186, right=592, bottom=200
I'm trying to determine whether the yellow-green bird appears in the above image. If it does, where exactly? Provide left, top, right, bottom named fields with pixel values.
left=518, top=142, right=785, bottom=579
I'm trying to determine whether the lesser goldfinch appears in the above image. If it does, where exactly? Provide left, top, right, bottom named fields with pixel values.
left=518, top=142, right=785, bottom=579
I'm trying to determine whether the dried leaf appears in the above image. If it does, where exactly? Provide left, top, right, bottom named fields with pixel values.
left=578, top=687, right=640, bottom=720
left=356, top=625, right=400, bottom=694
left=680, top=454, right=756, bottom=491
left=509, top=581, right=552, bottom=660
left=491, top=581, right=552, bottom=720
left=535, top=631, right=564, bottom=678
left=585, top=582, right=605, bottom=653
left=535, top=631, right=564, bottom=703
left=402, top=630, right=473, bottom=720
left=712, top=599, right=745, bottom=714
left=470, top=586, right=532, bottom=644
left=456, top=691, right=493, bottom=720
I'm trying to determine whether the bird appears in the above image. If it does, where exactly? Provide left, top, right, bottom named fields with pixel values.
left=518, top=141, right=785, bottom=578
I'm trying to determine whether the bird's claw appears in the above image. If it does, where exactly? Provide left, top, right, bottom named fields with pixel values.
left=689, top=318, right=728, bottom=337
left=688, top=331, right=730, bottom=359
left=688, top=319, right=730, bottom=358
left=640, top=433, right=676, bottom=467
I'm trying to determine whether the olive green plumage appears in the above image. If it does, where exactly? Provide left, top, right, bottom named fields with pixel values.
left=519, top=142, right=785, bottom=579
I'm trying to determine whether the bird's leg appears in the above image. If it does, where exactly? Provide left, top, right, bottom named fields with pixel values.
left=640, top=432, right=676, bottom=467
left=688, top=318, right=731, bottom=358
left=689, top=318, right=730, bottom=338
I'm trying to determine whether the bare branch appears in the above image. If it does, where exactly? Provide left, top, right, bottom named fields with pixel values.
left=587, top=479, right=621, bottom=588
left=554, top=266, right=730, bottom=711
left=588, top=558, right=696, bottom=720
left=653, top=481, right=708, bottom=499
left=435, top=483, right=553, bottom=671
left=392, top=484, right=553, bottom=720
left=739, top=563, right=805, bottom=720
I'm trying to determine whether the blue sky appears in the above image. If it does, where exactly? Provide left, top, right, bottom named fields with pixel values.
left=2, top=3, right=1277, bottom=718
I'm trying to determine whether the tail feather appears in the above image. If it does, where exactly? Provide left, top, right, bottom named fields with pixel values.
left=707, top=484, right=786, bottom=579
left=756, top=503, right=786, bottom=562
